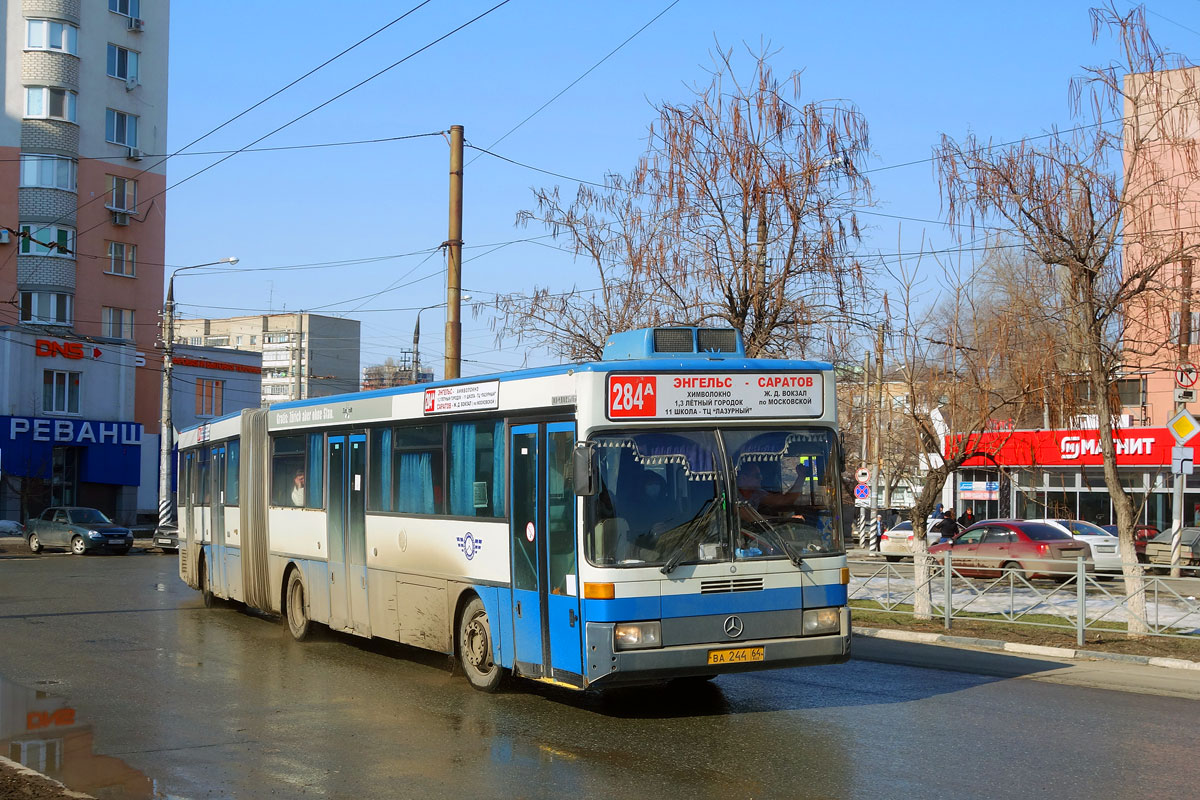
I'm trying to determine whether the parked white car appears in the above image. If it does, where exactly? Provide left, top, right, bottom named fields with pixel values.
left=1030, top=518, right=1121, bottom=573
left=879, top=519, right=944, bottom=562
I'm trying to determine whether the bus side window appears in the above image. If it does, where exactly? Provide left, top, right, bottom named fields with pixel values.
left=272, top=435, right=305, bottom=507
left=226, top=441, right=240, bottom=506
left=393, top=425, right=443, bottom=515
left=448, top=420, right=504, bottom=517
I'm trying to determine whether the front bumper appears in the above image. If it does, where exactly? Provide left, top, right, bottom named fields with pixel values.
left=584, top=607, right=851, bottom=686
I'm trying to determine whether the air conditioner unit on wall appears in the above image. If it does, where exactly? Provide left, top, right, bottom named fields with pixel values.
left=128, top=17, right=144, bottom=31
left=126, top=146, right=142, bottom=161
left=112, top=212, right=130, bottom=226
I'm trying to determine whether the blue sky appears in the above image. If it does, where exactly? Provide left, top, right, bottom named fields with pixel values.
left=163, top=1, right=1200, bottom=378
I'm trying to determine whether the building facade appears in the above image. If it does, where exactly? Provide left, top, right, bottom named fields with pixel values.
left=171, top=344, right=262, bottom=432
left=174, top=313, right=361, bottom=404
left=0, top=1, right=168, bottom=524
left=0, top=328, right=144, bottom=522
left=949, top=427, right=1199, bottom=530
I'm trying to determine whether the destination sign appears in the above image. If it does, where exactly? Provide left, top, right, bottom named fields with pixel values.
left=423, top=380, right=500, bottom=415
left=606, top=373, right=824, bottom=420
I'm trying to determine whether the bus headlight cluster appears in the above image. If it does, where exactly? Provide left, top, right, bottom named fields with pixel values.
left=614, top=621, right=662, bottom=650
left=802, top=608, right=840, bottom=636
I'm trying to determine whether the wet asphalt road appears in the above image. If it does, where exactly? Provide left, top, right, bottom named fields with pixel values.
left=1, top=550, right=1199, bottom=799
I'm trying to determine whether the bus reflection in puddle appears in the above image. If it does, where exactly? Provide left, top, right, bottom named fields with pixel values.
left=0, top=673, right=154, bottom=799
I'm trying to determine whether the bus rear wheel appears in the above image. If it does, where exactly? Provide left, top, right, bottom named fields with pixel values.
left=459, top=597, right=502, bottom=692
left=286, top=569, right=311, bottom=641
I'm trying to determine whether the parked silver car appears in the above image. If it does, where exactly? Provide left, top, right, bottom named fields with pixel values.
left=26, top=507, right=133, bottom=555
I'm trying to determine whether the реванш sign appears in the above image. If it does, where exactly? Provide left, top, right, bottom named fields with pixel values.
left=606, top=373, right=824, bottom=420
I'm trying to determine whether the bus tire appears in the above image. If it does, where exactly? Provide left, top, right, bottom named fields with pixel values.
left=286, top=569, right=311, bottom=642
left=459, top=596, right=502, bottom=693
left=200, top=557, right=215, bottom=608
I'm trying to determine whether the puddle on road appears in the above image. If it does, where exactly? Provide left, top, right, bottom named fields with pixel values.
left=0, top=672, right=176, bottom=799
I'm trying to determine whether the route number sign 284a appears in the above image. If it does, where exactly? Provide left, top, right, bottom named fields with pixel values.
left=609, top=376, right=658, bottom=417
left=606, top=373, right=824, bottom=420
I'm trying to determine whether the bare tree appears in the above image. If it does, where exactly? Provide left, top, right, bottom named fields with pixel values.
left=889, top=257, right=1046, bottom=618
left=495, top=43, right=873, bottom=361
left=935, top=4, right=1200, bottom=635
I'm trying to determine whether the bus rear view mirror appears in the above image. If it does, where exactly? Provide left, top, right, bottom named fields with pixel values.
left=573, top=442, right=597, bottom=497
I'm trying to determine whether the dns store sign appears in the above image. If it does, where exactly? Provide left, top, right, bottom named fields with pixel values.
left=35, top=338, right=102, bottom=360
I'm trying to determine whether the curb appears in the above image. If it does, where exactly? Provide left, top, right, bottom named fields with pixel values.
left=0, top=754, right=94, bottom=799
left=852, top=626, right=1200, bottom=671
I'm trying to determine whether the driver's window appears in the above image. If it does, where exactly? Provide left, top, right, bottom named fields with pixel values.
left=980, top=527, right=1010, bottom=544
left=956, top=528, right=985, bottom=545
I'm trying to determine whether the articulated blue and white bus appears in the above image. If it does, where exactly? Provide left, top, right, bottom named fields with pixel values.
left=176, top=327, right=849, bottom=691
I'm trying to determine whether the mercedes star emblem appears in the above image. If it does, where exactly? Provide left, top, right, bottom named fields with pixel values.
left=723, top=615, right=744, bottom=638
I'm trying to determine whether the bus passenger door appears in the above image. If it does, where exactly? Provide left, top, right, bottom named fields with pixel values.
left=346, top=434, right=370, bottom=635
left=211, top=444, right=227, bottom=596
left=328, top=435, right=350, bottom=631
left=509, top=422, right=583, bottom=683
left=510, top=425, right=545, bottom=676
left=546, top=423, right=582, bottom=681
left=328, top=433, right=370, bottom=635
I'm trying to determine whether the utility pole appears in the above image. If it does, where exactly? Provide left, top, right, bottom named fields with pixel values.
left=1171, top=257, right=1193, bottom=577
left=157, top=281, right=175, bottom=532
left=445, top=124, right=464, bottom=380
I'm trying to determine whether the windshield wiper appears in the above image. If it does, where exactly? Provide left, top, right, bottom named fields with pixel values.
left=737, top=500, right=804, bottom=568
left=659, top=497, right=720, bottom=575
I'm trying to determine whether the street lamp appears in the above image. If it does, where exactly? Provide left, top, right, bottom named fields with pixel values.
left=412, top=295, right=469, bottom=384
left=157, top=257, right=239, bottom=532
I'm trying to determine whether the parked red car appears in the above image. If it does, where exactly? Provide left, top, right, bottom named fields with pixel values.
left=929, top=520, right=1092, bottom=578
left=1100, top=524, right=1159, bottom=562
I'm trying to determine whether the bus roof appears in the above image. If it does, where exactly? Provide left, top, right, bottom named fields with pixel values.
left=178, top=355, right=833, bottom=436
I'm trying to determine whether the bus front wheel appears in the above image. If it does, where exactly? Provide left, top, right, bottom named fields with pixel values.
left=286, top=569, right=310, bottom=641
left=459, top=597, right=502, bottom=692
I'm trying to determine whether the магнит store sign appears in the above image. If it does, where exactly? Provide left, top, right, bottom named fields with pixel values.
left=949, top=427, right=1174, bottom=468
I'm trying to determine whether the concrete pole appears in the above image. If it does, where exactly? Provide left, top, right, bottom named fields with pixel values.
left=869, top=324, right=884, bottom=549
left=445, top=124, right=464, bottom=380
left=157, top=277, right=175, bottom=531
left=1171, top=257, right=1193, bottom=577
left=411, top=311, right=421, bottom=385
left=859, top=352, right=870, bottom=541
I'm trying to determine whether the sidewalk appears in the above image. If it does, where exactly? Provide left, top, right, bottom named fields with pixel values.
left=854, top=625, right=1200, bottom=671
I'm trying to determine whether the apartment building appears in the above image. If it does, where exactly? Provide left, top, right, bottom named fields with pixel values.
left=0, top=1, right=168, bottom=524
left=174, top=313, right=361, bottom=404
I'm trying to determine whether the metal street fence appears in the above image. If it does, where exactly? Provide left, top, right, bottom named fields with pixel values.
left=848, top=553, right=1200, bottom=645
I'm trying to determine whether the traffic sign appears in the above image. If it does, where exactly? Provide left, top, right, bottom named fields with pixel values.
left=1173, top=446, right=1195, bottom=476
left=854, top=467, right=871, bottom=483
left=1168, top=408, right=1200, bottom=445
left=1177, top=362, right=1199, bottom=389
left=1177, top=387, right=1198, bottom=404
left=853, top=483, right=871, bottom=500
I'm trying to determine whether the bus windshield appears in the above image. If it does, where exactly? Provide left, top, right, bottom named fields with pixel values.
left=585, top=427, right=842, bottom=567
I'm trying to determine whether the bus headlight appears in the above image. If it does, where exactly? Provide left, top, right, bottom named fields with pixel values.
left=614, top=621, right=662, bottom=650
left=802, top=608, right=840, bottom=636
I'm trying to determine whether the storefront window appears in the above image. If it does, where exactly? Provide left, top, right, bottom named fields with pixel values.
left=1147, top=493, right=1169, bottom=531
left=1046, top=491, right=1074, bottom=519
left=1078, top=491, right=1111, bottom=526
